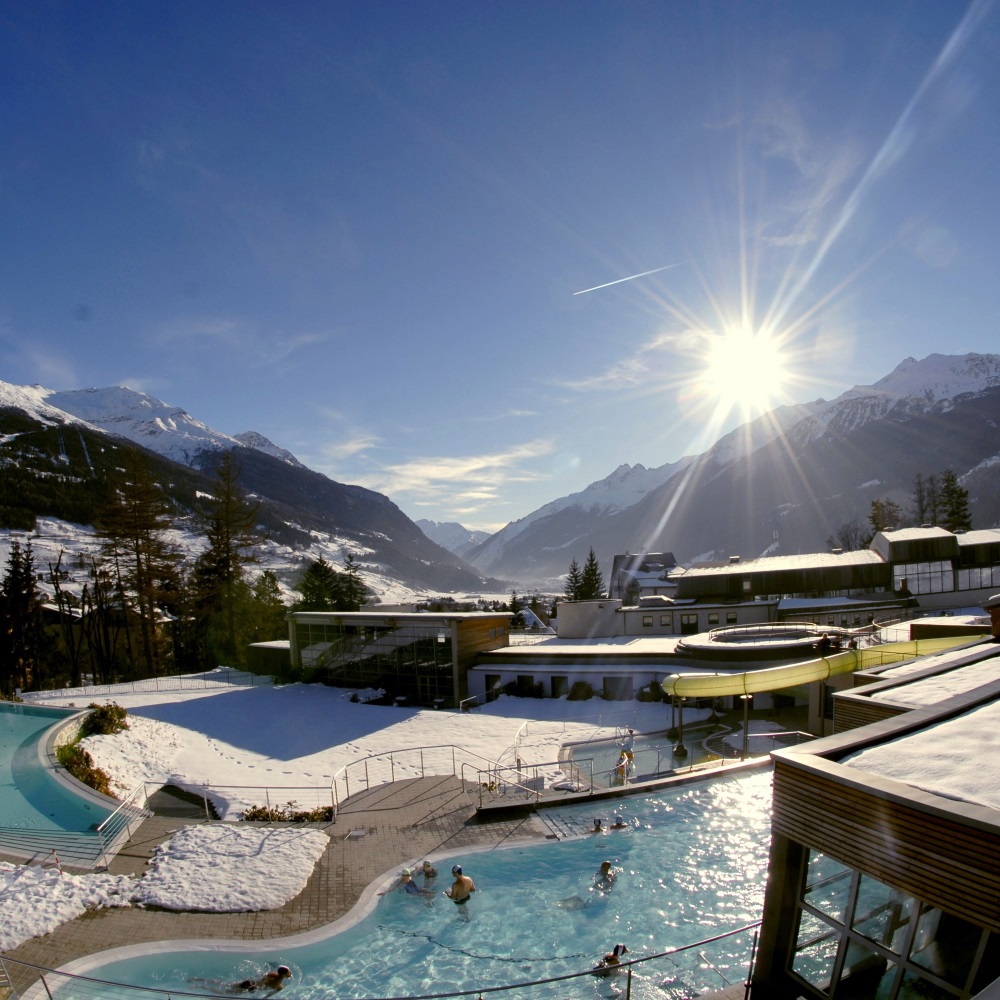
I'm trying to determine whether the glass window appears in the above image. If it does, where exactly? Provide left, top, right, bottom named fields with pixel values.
left=727, top=611, right=738, bottom=624
left=708, top=612, right=719, bottom=625
left=803, top=850, right=852, bottom=923
left=839, top=940, right=898, bottom=999
left=792, top=909, right=839, bottom=992
left=642, top=615, right=653, bottom=627
left=851, top=874, right=913, bottom=954
left=896, top=968, right=955, bottom=1000
left=909, top=904, right=981, bottom=989
left=660, top=614, right=671, bottom=627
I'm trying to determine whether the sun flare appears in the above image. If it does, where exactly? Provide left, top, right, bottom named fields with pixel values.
left=702, top=326, right=788, bottom=416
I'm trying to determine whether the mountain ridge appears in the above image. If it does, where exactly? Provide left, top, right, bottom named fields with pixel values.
left=463, top=353, right=1000, bottom=583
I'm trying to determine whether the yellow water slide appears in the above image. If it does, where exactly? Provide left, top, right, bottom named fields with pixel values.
left=661, top=635, right=985, bottom=699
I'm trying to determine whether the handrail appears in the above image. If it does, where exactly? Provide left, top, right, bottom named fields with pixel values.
left=330, top=744, right=505, bottom=817
left=96, top=782, right=152, bottom=869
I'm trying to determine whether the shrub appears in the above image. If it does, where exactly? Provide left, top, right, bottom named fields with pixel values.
left=80, top=702, right=129, bottom=737
left=568, top=681, right=594, bottom=701
left=57, top=744, right=115, bottom=798
left=637, top=681, right=664, bottom=703
left=242, top=800, right=334, bottom=823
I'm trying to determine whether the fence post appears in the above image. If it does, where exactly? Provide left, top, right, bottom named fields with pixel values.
left=391, top=753, right=395, bottom=783
left=420, top=748, right=424, bottom=778
left=204, top=785, right=212, bottom=822
left=452, top=746, right=456, bottom=776
left=40, top=974, right=56, bottom=1000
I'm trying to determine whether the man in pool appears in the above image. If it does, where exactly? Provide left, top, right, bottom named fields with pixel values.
left=445, top=864, right=476, bottom=919
left=226, top=965, right=293, bottom=995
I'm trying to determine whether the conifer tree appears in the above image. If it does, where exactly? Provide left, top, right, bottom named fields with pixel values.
left=193, top=454, right=261, bottom=666
left=247, top=570, right=288, bottom=642
left=869, top=498, right=902, bottom=536
left=0, top=540, right=46, bottom=696
left=580, top=547, right=606, bottom=600
left=340, top=553, right=369, bottom=611
left=508, top=589, right=525, bottom=628
left=939, top=470, right=972, bottom=533
left=96, top=448, right=179, bottom=678
left=295, top=556, right=342, bottom=610
left=564, top=558, right=583, bottom=601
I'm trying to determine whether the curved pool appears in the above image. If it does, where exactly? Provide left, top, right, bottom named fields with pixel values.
left=69, top=769, right=773, bottom=999
left=0, top=702, right=115, bottom=832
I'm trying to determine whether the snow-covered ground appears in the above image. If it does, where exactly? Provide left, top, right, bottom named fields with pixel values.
left=1, top=681, right=690, bottom=953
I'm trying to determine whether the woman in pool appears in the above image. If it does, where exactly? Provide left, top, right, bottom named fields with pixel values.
left=228, top=965, right=293, bottom=995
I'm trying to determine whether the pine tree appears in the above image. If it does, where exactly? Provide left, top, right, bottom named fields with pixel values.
left=939, top=470, right=972, bottom=533
left=295, top=557, right=342, bottom=610
left=193, top=454, right=261, bottom=666
left=508, top=589, right=525, bottom=628
left=564, top=558, right=583, bottom=601
left=0, top=540, right=46, bottom=696
left=869, top=498, right=902, bottom=536
left=96, top=449, right=179, bottom=678
left=339, top=553, right=369, bottom=611
left=911, top=474, right=928, bottom=526
left=580, top=547, right=606, bottom=600
left=247, top=571, right=288, bottom=642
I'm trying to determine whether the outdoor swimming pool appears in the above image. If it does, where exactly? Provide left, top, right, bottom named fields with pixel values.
left=0, top=702, right=114, bottom=832
left=66, top=768, right=773, bottom=1000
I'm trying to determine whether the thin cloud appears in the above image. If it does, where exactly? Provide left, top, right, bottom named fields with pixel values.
left=556, top=329, right=703, bottom=393
left=353, top=440, right=555, bottom=501
left=318, top=433, right=381, bottom=461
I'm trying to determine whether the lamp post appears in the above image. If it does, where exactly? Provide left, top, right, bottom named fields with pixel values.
left=741, top=694, right=753, bottom=760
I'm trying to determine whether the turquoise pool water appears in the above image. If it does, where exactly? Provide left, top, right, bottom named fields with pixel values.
left=75, top=769, right=773, bottom=1000
left=0, top=702, right=114, bottom=831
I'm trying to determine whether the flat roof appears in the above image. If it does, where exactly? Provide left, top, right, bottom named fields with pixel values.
left=842, top=694, right=1000, bottom=812
left=684, top=549, right=883, bottom=576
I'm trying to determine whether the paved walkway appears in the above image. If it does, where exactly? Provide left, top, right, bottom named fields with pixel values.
left=3, top=776, right=550, bottom=996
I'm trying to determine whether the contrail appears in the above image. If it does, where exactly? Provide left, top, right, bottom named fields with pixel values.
left=573, top=259, right=690, bottom=296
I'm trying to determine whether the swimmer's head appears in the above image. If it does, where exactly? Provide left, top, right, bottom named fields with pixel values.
left=613, top=944, right=629, bottom=957
left=600, top=861, right=612, bottom=872
left=277, top=966, right=292, bottom=978
left=402, top=868, right=412, bottom=876
left=452, top=864, right=462, bottom=875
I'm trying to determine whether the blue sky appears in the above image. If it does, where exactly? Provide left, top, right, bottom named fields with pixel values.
left=2, top=1, right=998, bottom=531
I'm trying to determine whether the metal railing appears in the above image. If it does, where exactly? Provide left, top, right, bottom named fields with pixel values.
left=94, top=783, right=152, bottom=868
left=0, top=921, right=762, bottom=1000
left=330, top=744, right=505, bottom=817
left=468, top=757, right=596, bottom=808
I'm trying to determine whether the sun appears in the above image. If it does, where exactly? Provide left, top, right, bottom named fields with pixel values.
left=702, top=326, right=788, bottom=417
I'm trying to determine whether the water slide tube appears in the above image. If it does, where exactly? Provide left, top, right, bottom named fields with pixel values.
left=661, top=635, right=985, bottom=699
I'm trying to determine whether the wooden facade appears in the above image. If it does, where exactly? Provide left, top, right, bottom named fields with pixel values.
left=753, top=679, right=1000, bottom=997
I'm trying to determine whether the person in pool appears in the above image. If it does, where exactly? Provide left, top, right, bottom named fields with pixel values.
left=227, top=965, right=293, bottom=995
left=595, top=860, right=617, bottom=890
left=399, top=869, right=434, bottom=897
left=445, top=864, right=476, bottom=919
left=594, top=943, right=629, bottom=976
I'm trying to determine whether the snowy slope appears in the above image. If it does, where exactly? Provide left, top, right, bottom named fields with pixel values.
left=0, top=382, right=303, bottom=469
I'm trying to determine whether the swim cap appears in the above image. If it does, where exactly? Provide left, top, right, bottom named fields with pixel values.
left=452, top=864, right=462, bottom=875
left=277, top=966, right=291, bottom=976
left=402, top=868, right=412, bottom=876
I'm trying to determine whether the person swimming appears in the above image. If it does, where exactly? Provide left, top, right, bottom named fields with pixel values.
left=595, top=860, right=617, bottom=890
left=212, top=965, right=293, bottom=995
left=593, top=943, right=629, bottom=976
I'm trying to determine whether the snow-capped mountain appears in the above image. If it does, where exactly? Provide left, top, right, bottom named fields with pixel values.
left=44, top=386, right=304, bottom=469
left=464, top=353, right=1000, bottom=583
left=415, top=520, right=491, bottom=558
left=0, top=380, right=495, bottom=599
